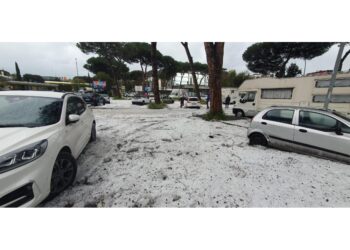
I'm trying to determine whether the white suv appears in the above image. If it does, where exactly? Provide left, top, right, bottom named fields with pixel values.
left=0, top=91, right=96, bottom=207
left=247, top=106, right=350, bottom=163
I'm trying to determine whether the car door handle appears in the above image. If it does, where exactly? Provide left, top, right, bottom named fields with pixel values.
left=299, top=129, right=307, bottom=133
left=261, top=122, right=267, bottom=125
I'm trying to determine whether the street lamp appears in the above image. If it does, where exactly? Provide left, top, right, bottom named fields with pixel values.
left=75, top=58, right=79, bottom=77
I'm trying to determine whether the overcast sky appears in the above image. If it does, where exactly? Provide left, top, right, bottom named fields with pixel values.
left=0, top=42, right=349, bottom=78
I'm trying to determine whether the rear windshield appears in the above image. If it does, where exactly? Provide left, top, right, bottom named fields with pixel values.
left=189, top=98, right=198, bottom=101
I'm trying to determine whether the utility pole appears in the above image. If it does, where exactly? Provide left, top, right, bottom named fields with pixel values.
left=303, top=59, right=307, bottom=76
left=324, top=43, right=346, bottom=110
left=75, top=58, right=79, bottom=77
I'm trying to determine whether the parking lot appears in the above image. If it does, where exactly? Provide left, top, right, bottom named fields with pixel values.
left=43, top=100, right=350, bottom=207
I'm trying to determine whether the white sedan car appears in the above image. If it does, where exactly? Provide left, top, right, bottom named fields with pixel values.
left=185, top=97, right=201, bottom=109
left=0, top=91, right=96, bottom=207
left=247, top=106, right=350, bottom=163
left=131, top=96, right=151, bottom=105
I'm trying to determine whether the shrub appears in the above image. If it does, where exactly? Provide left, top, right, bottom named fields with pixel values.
left=148, top=102, right=167, bottom=109
left=199, top=99, right=207, bottom=105
left=201, top=111, right=228, bottom=121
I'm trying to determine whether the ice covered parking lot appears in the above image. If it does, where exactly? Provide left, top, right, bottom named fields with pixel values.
left=44, top=100, right=350, bottom=207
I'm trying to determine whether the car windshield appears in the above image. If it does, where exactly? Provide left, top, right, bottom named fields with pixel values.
left=189, top=98, right=198, bottom=101
left=101, top=94, right=108, bottom=97
left=0, top=95, right=63, bottom=127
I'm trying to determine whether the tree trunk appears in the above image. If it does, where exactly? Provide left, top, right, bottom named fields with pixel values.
left=179, top=73, right=184, bottom=88
left=276, top=57, right=291, bottom=78
left=338, top=48, right=350, bottom=72
left=111, top=70, right=121, bottom=98
left=204, top=42, right=224, bottom=115
left=181, top=42, right=201, bottom=100
left=199, top=75, right=205, bottom=85
left=151, top=42, right=161, bottom=104
left=140, top=62, right=145, bottom=90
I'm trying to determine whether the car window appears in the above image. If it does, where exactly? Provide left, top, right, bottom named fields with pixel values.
left=263, top=109, right=294, bottom=124
left=299, top=111, right=337, bottom=132
left=66, top=97, right=79, bottom=115
left=340, top=122, right=350, bottom=134
left=67, top=96, right=85, bottom=116
left=76, top=97, right=86, bottom=115
left=247, top=92, right=256, bottom=102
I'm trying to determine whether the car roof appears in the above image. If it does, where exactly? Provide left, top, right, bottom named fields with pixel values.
left=0, top=90, right=65, bottom=99
left=269, top=106, right=329, bottom=112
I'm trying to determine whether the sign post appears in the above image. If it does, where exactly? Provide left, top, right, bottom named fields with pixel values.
left=92, top=80, right=107, bottom=92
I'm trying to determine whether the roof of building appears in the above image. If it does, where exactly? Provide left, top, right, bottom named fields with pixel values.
left=0, top=90, right=65, bottom=98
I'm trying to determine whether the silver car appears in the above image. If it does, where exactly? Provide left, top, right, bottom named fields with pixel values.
left=247, top=106, right=350, bottom=163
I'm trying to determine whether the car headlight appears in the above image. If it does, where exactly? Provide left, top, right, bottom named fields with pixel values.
left=0, top=140, right=48, bottom=174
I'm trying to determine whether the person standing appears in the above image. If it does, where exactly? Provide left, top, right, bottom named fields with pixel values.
left=180, top=95, right=185, bottom=108
left=225, top=95, right=231, bottom=109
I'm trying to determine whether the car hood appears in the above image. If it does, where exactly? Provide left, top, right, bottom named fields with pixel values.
left=0, top=125, right=58, bottom=155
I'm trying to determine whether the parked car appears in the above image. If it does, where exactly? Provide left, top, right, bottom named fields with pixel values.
left=247, top=106, right=350, bottom=163
left=100, top=93, right=111, bottom=104
left=161, top=95, right=175, bottom=104
left=0, top=91, right=96, bottom=207
left=131, top=96, right=151, bottom=105
left=82, top=92, right=105, bottom=106
left=185, top=97, right=201, bottom=109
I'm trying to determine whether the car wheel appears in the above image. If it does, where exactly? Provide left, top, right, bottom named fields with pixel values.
left=249, top=133, right=267, bottom=146
left=48, top=151, right=77, bottom=200
left=235, top=110, right=244, bottom=118
left=90, top=122, right=96, bottom=142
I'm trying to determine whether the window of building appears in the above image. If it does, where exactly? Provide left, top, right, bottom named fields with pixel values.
left=262, top=109, right=294, bottom=124
left=312, top=95, right=350, bottom=103
left=261, top=88, right=293, bottom=99
left=299, top=111, right=337, bottom=132
left=315, top=79, right=350, bottom=88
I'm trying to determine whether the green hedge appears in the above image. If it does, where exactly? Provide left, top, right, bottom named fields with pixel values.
left=148, top=102, right=167, bottom=109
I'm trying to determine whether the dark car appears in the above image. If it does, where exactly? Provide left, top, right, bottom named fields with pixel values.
left=100, top=93, right=111, bottom=104
left=82, top=93, right=105, bottom=106
left=161, top=95, right=175, bottom=104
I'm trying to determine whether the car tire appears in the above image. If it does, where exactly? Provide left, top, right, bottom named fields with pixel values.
left=234, top=109, right=244, bottom=118
left=47, top=151, right=77, bottom=200
left=249, top=133, right=267, bottom=146
left=90, top=122, right=96, bottom=142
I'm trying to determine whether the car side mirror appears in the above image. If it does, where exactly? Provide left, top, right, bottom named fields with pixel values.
left=335, top=126, right=343, bottom=136
left=240, top=98, right=246, bottom=104
left=68, top=114, right=80, bottom=124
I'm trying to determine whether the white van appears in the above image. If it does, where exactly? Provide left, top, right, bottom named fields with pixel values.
left=232, top=73, right=350, bottom=117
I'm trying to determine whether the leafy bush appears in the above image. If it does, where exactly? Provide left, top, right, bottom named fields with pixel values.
left=199, top=99, right=207, bottom=105
left=148, top=102, right=167, bottom=109
left=201, top=111, right=228, bottom=121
